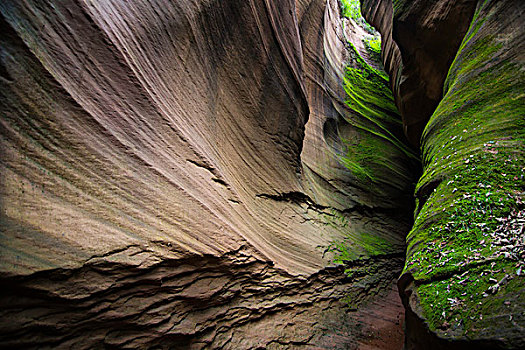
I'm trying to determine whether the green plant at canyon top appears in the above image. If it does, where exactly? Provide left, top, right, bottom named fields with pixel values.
left=340, top=0, right=375, bottom=33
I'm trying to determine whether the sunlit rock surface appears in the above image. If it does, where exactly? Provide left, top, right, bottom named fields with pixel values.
left=0, top=0, right=413, bottom=348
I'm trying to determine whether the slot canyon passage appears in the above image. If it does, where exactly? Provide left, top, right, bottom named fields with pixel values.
left=0, top=0, right=523, bottom=348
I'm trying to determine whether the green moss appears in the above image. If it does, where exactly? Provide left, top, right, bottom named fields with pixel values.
left=324, top=208, right=350, bottom=230
left=402, top=0, right=525, bottom=336
left=327, top=5, right=420, bottom=269
left=359, top=232, right=393, bottom=255
left=363, top=36, right=381, bottom=62
left=340, top=0, right=375, bottom=33
left=417, top=261, right=523, bottom=334
left=392, top=0, right=411, bottom=18
left=341, top=134, right=385, bottom=182
left=329, top=229, right=400, bottom=265
left=340, top=43, right=418, bottom=189
left=343, top=43, right=406, bottom=148
left=405, top=149, right=523, bottom=280
left=344, top=66, right=397, bottom=124
left=330, top=239, right=361, bottom=264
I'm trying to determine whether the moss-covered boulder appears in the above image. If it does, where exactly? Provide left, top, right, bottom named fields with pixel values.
left=398, top=0, right=525, bottom=348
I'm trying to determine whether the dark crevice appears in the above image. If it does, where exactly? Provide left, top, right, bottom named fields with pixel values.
left=256, top=190, right=413, bottom=219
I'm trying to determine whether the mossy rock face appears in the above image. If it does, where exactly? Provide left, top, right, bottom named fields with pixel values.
left=340, top=0, right=375, bottom=33
left=337, top=29, right=419, bottom=197
left=341, top=43, right=418, bottom=190
left=327, top=3, right=419, bottom=264
left=399, top=0, right=525, bottom=348
left=390, top=0, right=478, bottom=147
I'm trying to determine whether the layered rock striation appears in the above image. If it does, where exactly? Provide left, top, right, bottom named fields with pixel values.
left=0, top=0, right=414, bottom=348
left=2, top=0, right=522, bottom=348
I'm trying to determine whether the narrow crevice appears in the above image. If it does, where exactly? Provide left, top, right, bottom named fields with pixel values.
left=256, top=190, right=413, bottom=218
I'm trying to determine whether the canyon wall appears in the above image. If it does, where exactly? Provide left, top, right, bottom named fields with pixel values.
left=0, top=0, right=413, bottom=348
left=1, top=0, right=522, bottom=348
left=361, top=0, right=478, bottom=147
left=362, top=0, right=524, bottom=348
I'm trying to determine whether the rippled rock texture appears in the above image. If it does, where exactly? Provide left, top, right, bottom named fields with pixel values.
left=0, top=0, right=414, bottom=348
left=3, top=0, right=522, bottom=348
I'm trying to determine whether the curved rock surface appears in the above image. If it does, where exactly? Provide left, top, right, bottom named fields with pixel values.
left=361, top=0, right=478, bottom=146
left=5, top=0, right=521, bottom=347
left=398, top=0, right=525, bottom=348
left=361, top=0, right=524, bottom=348
left=0, top=0, right=413, bottom=348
